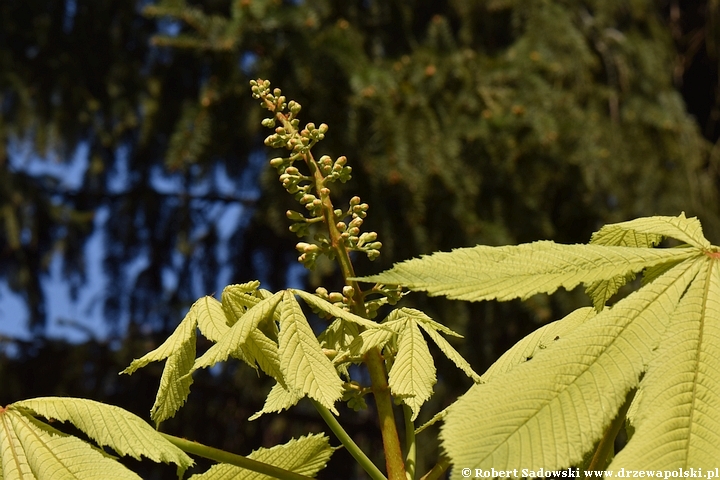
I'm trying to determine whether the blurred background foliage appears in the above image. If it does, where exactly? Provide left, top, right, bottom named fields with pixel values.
left=1, top=0, right=719, bottom=478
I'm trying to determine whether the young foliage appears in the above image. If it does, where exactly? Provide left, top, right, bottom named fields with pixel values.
left=11, top=80, right=719, bottom=480
left=359, top=213, right=720, bottom=472
left=0, top=397, right=192, bottom=479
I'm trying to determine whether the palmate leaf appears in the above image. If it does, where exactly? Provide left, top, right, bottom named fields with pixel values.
left=608, top=259, right=720, bottom=468
left=0, top=408, right=140, bottom=479
left=277, top=291, right=343, bottom=414
left=440, top=257, right=702, bottom=471
left=188, top=433, right=333, bottom=479
left=0, top=397, right=193, bottom=479
left=357, top=240, right=695, bottom=302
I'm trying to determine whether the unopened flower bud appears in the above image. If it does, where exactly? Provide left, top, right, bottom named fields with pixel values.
left=286, top=210, right=305, bottom=221
left=296, top=242, right=311, bottom=252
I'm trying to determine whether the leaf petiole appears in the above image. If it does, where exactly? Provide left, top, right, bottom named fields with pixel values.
left=312, top=399, right=388, bottom=480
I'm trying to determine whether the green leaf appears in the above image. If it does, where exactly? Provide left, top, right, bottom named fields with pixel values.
left=0, top=408, right=141, bottom=479
left=277, top=291, right=343, bottom=415
left=590, top=213, right=710, bottom=250
left=10, top=397, right=193, bottom=470
left=415, top=307, right=595, bottom=436
left=290, top=289, right=383, bottom=330
left=337, top=322, right=398, bottom=364
left=188, top=433, right=333, bottom=480
left=248, top=382, right=302, bottom=421
left=609, top=259, right=720, bottom=468
left=121, top=302, right=198, bottom=375
left=480, top=306, right=596, bottom=383
left=356, top=241, right=695, bottom=302
left=416, top=323, right=479, bottom=382
left=195, top=295, right=230, bottom=342
left=586, top=216, right=665, bottom=310
left=239, top=329, right=284, bottom=382
left=190, top=291, right=283, bottom=373
left=441, top=257, right=701, bottom=471
left=388, top=317, right=436, bottom=421
left=150, top=326, right=196, bottom=425
left=319, top=318, right=360, bottom=352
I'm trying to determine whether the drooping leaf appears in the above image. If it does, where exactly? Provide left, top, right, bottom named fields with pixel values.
left=642, top=255, right=689, bottom=286
left=10, top=397, right=193, bottom=470
left=388, top=317, right=436, bottom=421
left=277, top=291, right=343, bottom=415
left=290, top=289, right=384, bottom=330
left=188, top=433, right=333, bottom=479
left=150, top=326, right=196, bottom=425
left=248, top=382, right=302, bottom=421
left=195, top=295, right=230, bottom=342
left=441, top=257, right=701, bottom=471
left=121, top=302, right=198, bottom=375
left=222, top=282, right=277, bottom=328
left=356, top=241, right=695, bottom=302
left=239, top=330, right=284, bottom=382
left=190, top=291, right=283, bottom=373
left=584, top=213, right=711, bottom=309
left=402, top=308, right=481, bottom=382
left=609, top=259, right=720, bottom=468
left=416, top=323, right=479, bottom=382
left=415, top=307, right=595, bottom=436
left=0, top=408, right=141, bottom=479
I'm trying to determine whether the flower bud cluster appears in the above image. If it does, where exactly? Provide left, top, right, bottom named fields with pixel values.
left=334, top=196, right=382, bottom=260
left=318, top=155, right=353, bottom=184
left=341, top=381, right=368, bottom=412
left=252, top=80, right=383, bottom=279
left=295, top=232, right=334, bottom=269
left=315, top=286, right=356, bottom=309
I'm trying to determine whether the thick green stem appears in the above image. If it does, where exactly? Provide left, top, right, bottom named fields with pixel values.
left=586, top=388, right=636, bottom=471
left=365, top=348, right=407, bottom=480
left=312, top=400, right=387, bottom=480
left=403, top=405, right=416, bottom=480
left=159, top=433, right=313, bottom=480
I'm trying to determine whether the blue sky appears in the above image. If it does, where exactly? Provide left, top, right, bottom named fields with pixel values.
left=2, top=137, right=303, bottom=349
